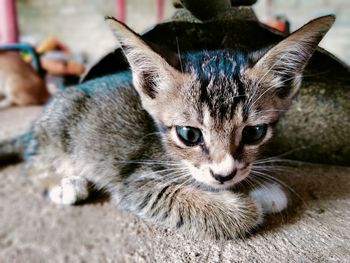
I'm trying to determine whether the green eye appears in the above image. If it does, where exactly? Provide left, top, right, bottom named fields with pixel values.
left=176, top=126, right=202, bottom=146
left=242, top=124, right=268, bottom=145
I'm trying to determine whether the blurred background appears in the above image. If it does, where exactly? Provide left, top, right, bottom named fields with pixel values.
left=254, top=0, right=350, bottom=65
left=0, top=0, right=349, bottom=96
left=1, top=0, right=348, bottom=64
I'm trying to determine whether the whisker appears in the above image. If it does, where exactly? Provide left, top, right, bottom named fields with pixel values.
left=258, top=146, right=315, bottom=161
left=253, top=158, right=301, bottom=164
left=114, top=159, right=183, bottom=167
left=250, top=109, right=288, bottom=116
left=135, top=170, right=190, bottom=190
left=248, top=74, right=290, bottom=112
left=252, top=164, right=301, bottom=173
left=137, top=131, right=162, bottom=142
left=176, top=36, right=184, bottom=73
left=247, top=53, right=289, bottom=111
left=250, top=170, right=306, bottom=206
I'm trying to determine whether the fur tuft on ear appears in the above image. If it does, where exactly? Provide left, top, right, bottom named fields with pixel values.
left=249, top=15, right=335, bottom=100
left=106, top=17, right=180, bottom=100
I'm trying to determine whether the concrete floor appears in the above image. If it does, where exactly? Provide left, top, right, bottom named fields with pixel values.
left=0, top=106, right=349, bottom=262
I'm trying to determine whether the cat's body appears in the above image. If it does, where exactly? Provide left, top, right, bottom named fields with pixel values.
left=27, top=71, right=263, bottom=238
left=0, top=51, right=49, bottom=108
left=0, top=16, right=334, bottom=239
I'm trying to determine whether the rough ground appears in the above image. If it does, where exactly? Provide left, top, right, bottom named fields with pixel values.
left=0, top=106, right=349, bottom=263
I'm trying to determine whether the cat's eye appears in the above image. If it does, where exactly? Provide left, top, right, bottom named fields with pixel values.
left=176, top=126, right=203, bottom=146
left=242, top=124, right=268, bottom=145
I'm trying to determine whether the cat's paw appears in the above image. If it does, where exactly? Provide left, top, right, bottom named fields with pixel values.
left=48, top=176, right=89, bottom=205
left=249, top=183, right=288, bottom=214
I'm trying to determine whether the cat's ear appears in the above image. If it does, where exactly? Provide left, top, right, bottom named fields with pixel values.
left=106, top=17, right=181, bottom=100
left=249, top=15, right=335, bottom=100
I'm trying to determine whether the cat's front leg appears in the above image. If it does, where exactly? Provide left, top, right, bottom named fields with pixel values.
left=249, top=182, right=288, bottom=214
left=120, top=181, right=263, bottom=239
left=48, top=176, right=90, bottom=205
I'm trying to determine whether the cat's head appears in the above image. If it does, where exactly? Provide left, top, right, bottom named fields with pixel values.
left=108, top=16, right=334, bottom=189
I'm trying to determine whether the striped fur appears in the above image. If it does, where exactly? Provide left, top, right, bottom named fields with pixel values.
left=0, top=16, right=334, bottom=239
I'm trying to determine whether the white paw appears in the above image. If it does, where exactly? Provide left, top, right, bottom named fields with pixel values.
left=249, top=183, right=288, bottom=214
left=49, top=184, right=78, bottom=205
left=48, top=176, right=89, bottom=205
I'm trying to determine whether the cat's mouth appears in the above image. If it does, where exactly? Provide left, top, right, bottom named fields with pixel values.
left=186, top=162, right=251, bottom=189
left=208, top=166, right=251, bottom=189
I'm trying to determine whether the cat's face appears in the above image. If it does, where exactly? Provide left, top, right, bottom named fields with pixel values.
left=146, top=51, right=283, bottom=189
left=108, top=16, right=334, bottom=188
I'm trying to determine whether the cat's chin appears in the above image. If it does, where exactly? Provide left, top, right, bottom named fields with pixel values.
left=207, top=179, right=245, bottom=190
left=206, top=181, right=237, bottom=191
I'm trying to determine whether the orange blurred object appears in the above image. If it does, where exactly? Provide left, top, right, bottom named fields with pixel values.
left=36, top=36, right=69, bottom=54
left=264, top=16, right=290, bottom=34
left=41, top=59, right=85, bottom=76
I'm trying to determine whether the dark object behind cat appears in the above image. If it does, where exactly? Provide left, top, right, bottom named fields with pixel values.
left=0, top=16, right=334, bottom=239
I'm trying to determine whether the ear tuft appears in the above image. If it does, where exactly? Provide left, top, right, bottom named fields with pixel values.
left=105, top=17, right=141, bottom=49
left=249, top=15, right=335, bottom=102
left=105, top=18, right=181, bottom=108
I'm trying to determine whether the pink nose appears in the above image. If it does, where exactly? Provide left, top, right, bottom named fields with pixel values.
left=210, top=169, right=237, bottom=183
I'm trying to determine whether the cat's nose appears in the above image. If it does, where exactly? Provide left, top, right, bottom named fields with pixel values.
left=210, top=169, right=237, bottom=183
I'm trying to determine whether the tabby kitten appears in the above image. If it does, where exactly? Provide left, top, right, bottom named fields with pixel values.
left=0, top=16, right=334, bottom=239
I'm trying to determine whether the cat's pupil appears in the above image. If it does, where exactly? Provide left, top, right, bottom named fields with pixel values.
left=176, top=126, right=202, bottom=146
left=242, top=124, right=267, bottom=145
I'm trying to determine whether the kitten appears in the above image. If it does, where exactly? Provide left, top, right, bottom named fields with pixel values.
left=0, top=16, right=334, bottom=239
left=0, top=51, right=49, bottom=108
